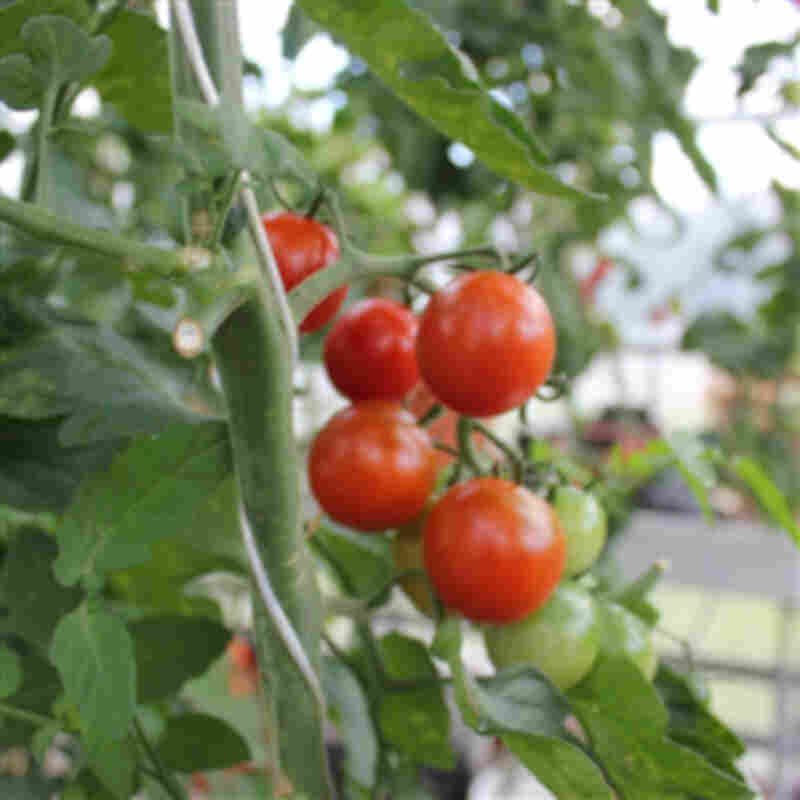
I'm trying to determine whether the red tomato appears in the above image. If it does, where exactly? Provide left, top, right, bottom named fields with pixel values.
left=309, top=401, right=438, bottom=531
left=227, top=634, right=257, bottom=671
left=423, top=477, right=565, bottom=623
left=262, top=212, right=347, bottom=333
left=324, top=298, right=419, bottom=402
left=416, top=271, right=556, bottom=417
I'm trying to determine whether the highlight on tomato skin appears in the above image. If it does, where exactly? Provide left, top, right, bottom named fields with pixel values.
left=422, top=477, right=566, bottom=624
left=324, top=298, right=419, bottom=403
left=308, top=401, right=439, bottom=532
left=261, top=211, right=348, bottom=333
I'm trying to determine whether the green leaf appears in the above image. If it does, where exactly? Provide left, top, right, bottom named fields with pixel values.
left=294, top=0, right=602, bottom=201
left=49, top=605, right=135, bottom=751
left=664, top=432, right=717, bottom=521
left=0, top=644, right=22, bottom=698
left=311, top=520, right=394, bottom=599
left=2, top=648, right=61, bottom=720
left=432, top=619, right=614, bottom=799
left=21, top=15, right=111, bottom=85
left=130, top=615, right=230, bottom=703
left=377, top=632, right=455, bottom=769
left=0, top=322, right=221, bottom=444
left=2, top=527, right=83, bottom=650
left=655, top=664, right=747, bottom=779
left=0, top=0, right=89, bottom=59
left=322, top=655, right=378, bottom=790
left=0, top=774, right=56, bottom=799
left=731, top=455, right=800, bottom=545
left=53, top=422, right=232, bottom=586
left=568, top=655, right=754, bottom=800
left=94, top=10, right=172, bottom=132
left=157, top=712, right=250, bottom=773
left=0, top=53, right=40, bottom=108
left=706, top=0, right=720, bottom=12
left=0, top=417, right=122, bottom=513
left=0, top=130, right=13, bottom=161
left=608, top=563, right=664, bottom=627
left=86, top=736, right=137, bottom=800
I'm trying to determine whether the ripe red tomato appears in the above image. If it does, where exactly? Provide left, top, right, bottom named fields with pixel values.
left=324, top=298, right=419, bottom=402
left=261, top=211, right=347, bottom=333
left=423, top=477, right=565, bottom=623
left=415, top=271, right=556, bottom=417
left=309, top=401, right=438, bottom=531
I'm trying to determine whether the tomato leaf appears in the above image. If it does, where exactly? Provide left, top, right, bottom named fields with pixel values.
left=311, top=519, right=394, bottom=599
left=0, top=54, right=40, bottom=109
left=0, top=417, right=122, bottom=513
left=568, top=655, right=755, bottom=800
left=377, top=632, right=455, bottom=769
left=664, top=432, right=717, bottom=521
left=53, top=422, right=231, bottom=586
left=157, top=712, right=250, bottom=773
left=294, top=0, right=602, bottom=201
left=2, top=527, right=83, bottom=650
left=0, top=130, right=14, bottom=162
left=0, top=644, right=22, bottom=699
left=0, top=0, right=89, bottom=59
left=322, top=655, right=379, bottom=791
left=21, top=15, right=111, bottom=85
left=655, top=664, right=747, bottom=780
left=86, top=736, right=137, bottom=800
left=49, top=604, right=136, bottom=752
left=730, top=455, right=800, bottom=545
left=433, top=619, right=614, bottom=799
left=0, top=322, right=221, bottom=445
left=93, top=10, right=172, bottom=132
left=130, top=615, right=230, bottom=704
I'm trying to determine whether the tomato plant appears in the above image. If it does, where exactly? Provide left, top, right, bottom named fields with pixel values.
left=485, top=583, right=598, bottom=690
left=324, top=298, right=419, bottom=402
left=423, top=477, right=565, bottom=623
left=416, top=271, right=557, bottom=417
left=553, top=486, right=608, bottom=577
left=309, top=401, right=438, bottom=531
left=392, top=516, right=437, bottom=617
left=262, top=211, right=347, bottom=333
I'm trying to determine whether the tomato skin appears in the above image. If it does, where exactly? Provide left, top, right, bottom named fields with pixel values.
left=309, top=401, right=438, bottom=532
left=415, top=271, right=556, bottom=417
left=553, top=486, right=608, bottom=577
left=324, top=299, right=419, bottom=402
left=423, top=477, right=566, bottom=623
left=485, top=583, right=598, bottom=690
left=261, top=211, right=347, bottom=333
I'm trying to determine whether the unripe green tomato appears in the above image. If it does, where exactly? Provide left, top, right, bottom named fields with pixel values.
left=484, top=583, right=598, bottom=691
left=393, top=519, right=436, bottom=617
left=554, top=486, right=607, bottom=577
left=597, top=602, right=658, bottom=681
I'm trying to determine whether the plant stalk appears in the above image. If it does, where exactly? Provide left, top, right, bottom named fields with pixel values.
left=0, top=193, right=185, bottom=272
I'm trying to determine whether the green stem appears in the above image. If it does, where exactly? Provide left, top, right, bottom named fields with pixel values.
left=210, top=169, right=242, bottom=248
left=457, top=417, right=486, bottom=476
left=35, top=86, right=57, bottom=207
left=133, top=717, right=187, bottom=800
left=0, top=702, right=56, bottom=729
left=0, top=194, right=185, bottom=273
left=470, top=419, right=525, bottom=483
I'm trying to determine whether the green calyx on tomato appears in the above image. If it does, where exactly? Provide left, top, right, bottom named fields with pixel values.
left=553, top=486, right=608, bottom=577
left=423, top=477, right=565, bottom=624
left=485, top=582, right=598, bottom=691
left=261, top=211, right=347, bottom=333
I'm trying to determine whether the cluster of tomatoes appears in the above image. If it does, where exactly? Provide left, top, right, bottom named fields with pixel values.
left=265, top=211, right=650, bottom=691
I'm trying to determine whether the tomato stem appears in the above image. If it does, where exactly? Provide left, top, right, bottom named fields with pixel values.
left=470, top=419, right=525, bottom=484
left=456, top=417, right=486, bottom=476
